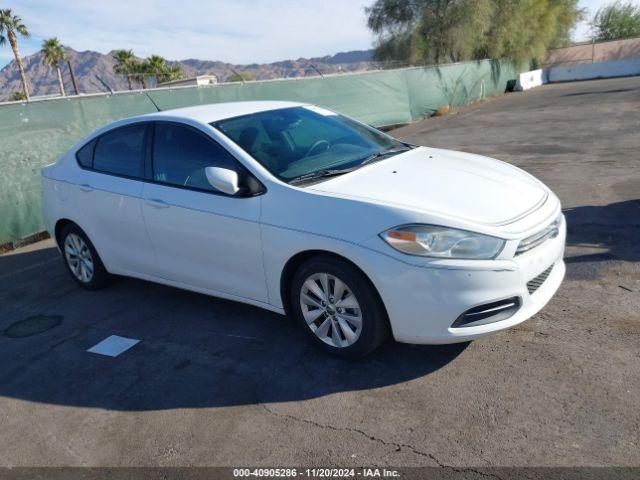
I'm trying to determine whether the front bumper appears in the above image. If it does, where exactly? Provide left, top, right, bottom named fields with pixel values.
left=351, top=216, right=566, bottom=344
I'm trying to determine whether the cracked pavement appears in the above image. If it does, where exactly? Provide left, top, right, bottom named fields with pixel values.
left=0, top=77, right=638, bottom=468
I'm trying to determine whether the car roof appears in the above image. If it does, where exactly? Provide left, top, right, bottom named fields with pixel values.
left=137, top=100, right=307, bottom=124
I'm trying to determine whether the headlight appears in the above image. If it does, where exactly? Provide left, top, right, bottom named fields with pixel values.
left=380, top=224, right=505, bottom=259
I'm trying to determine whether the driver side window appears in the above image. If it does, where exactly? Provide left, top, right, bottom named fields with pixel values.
left=152, top=122, right=238, bottom=192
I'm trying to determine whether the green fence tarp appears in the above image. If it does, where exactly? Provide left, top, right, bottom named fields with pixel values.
left=0, top=59, right=522, bottom=245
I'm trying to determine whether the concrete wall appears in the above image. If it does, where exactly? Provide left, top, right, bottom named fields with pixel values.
left=515, top=69, right=547, bottom=91
left=545, top=37, right=640, bottom=67
left=548, top=58, right=640, bottom=82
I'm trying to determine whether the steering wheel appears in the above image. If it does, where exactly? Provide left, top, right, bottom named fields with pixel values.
left=306, top=140, right=330, bottom=157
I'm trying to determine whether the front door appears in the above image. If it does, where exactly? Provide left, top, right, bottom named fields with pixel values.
left=141, top=121, right=267, bottom=303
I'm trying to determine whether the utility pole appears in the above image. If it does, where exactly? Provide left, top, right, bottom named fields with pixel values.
left=591, top=22, right=596, bottom=63
left=67, top=60, right=79, bottom=95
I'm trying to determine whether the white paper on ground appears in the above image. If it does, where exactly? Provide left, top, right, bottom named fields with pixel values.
left=87, top=335, right=140, bottom=357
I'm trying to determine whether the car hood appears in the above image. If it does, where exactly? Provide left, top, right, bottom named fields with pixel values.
left=308, top=146, right=548, bottom=227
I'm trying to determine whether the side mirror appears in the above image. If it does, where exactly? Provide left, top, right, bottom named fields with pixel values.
left=205, top=167, right=240, bottom=195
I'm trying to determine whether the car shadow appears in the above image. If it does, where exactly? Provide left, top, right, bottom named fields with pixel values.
left=0, top=245, right=468, bottom=411
left=563, top=199, right=640, bottom=264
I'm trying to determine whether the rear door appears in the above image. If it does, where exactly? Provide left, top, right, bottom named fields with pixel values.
left=73, top=123, right=156, bottom=275
left=141, top=121, right=267, bottom=303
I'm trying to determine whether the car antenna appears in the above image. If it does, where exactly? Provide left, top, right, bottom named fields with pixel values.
left=95, top=75, right=114, bottom=94
left=229, top=67, right=246, bottom=84
left=145, top=92, right=162, bottom=112
left=309, top=63, right=324, bottom=78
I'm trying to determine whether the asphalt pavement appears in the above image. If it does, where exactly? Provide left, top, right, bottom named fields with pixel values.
left=0, top=77, right=638, bottom=468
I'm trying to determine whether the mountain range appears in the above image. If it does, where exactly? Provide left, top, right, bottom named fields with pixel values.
left=0, top=47, right=375, bottom=100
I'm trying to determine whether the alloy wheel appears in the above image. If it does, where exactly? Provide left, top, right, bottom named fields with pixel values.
left=64, top=233, right=94, bottom=283
left=300, top=272, right=363, bottom=348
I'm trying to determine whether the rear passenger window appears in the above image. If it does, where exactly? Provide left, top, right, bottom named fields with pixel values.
left=153, top=123, right=239, bottom=192
left=93, top=124, right=146, bottom=178
left=76, top=139, right=96, bottom=168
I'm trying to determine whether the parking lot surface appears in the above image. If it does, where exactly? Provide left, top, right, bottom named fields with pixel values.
left=1, top=77, right=639, bottom=468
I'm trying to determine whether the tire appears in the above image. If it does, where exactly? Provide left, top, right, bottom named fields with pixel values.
left=290, top=255, right=389, bottom=358
left=59, top=223, right=112, bottom=290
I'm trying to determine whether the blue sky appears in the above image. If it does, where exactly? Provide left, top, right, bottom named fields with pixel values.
left=0, top=0, right=619, bottom=68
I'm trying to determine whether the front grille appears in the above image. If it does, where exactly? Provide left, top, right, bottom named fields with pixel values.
left=452, top=297, right=521, bottom=328
left=527, top=265, right=554, bottom=295
left=516, top=216, right=561, bottom=256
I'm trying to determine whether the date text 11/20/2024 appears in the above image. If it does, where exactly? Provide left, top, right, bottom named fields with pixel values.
left=232, top=468, right=400, bottom=477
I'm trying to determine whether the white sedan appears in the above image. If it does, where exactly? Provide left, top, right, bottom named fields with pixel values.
left=41, top=101, right=565, bottom=357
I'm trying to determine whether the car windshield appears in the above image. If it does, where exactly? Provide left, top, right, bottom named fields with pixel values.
left=211, top=106, right=409, bottom=184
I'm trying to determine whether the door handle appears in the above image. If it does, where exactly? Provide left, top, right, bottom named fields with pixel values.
left=146, top=198, right=170, bottom=209
left=78, top=183, right=94, bottom=192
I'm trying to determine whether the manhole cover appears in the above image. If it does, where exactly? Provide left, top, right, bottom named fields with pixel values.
left=4, top=315, right=63, bottom=338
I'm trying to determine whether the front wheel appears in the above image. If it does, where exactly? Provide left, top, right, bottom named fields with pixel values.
left=290, top=255, right=389, bottom=358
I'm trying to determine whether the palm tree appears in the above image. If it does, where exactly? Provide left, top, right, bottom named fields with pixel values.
left=129, top=58, right=147, bottom=89
left=143, top=55, right=184, bottom=85
left=42, top=37, right=68, bottom=96
left=145, top=54, right=167, bottom=85
left=0, top=9, right=30, bottom=100
left=157, top=64, right=183, bottom=84
left=113, top=49, right=135, bottom=90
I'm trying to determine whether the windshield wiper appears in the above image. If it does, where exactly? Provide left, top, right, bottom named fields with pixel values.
left=289, top=167, right=356, bottom=185
left=288, top=147, right=413, bottom=186
left=359, top=147, right=412, bottom=167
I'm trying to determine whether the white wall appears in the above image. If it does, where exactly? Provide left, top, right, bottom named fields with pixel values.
left=515, top=69, right=547, bottom=91
left=548, top=59, right=640, bottom=83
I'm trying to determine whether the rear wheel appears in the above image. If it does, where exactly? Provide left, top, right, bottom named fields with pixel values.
left=59, top=224, right=112, bottom=290
left=291, top=255, right=389, bottom=358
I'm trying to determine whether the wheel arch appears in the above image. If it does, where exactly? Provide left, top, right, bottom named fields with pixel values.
left=279, top=249, right=389, bottom=321
left=54, top=218, right=94, bottom=251
left=54, top=218, right=77, bottom=248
